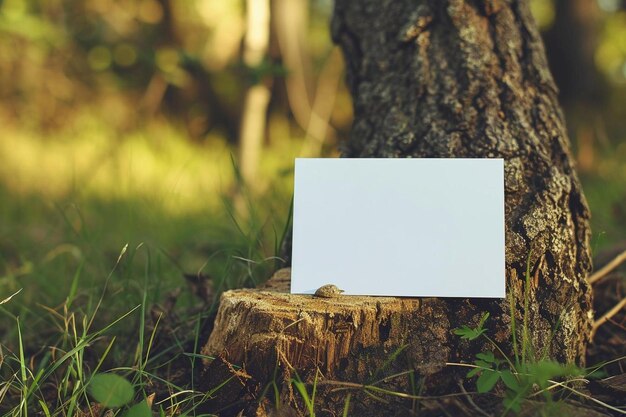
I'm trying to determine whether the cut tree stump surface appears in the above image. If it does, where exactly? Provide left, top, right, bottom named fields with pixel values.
left=203, top=269, right=458, bottom=395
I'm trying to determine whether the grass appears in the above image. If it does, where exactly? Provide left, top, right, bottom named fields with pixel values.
left=0, top=119, right=297, bottom=415
left=1, top=117, right=626, bottom=415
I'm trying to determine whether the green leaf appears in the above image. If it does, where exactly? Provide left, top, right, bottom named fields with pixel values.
left=453, top=325, right=486, bottom=341
left=453, top=313, right=490, bottom=341
left=467, top=368, right=481, bottom=378
left=476, top=352, right=496, bottom=363
left=500, top=370, right=520, bottom=391
left=478, top=312, right=490, bottom=328
left=124, top=400, right=152, bottom=417
left=452, top=325, right=470, bottom=338
left=88, top=373, right=134, bottom=408
left=476, top=369, right=500, bottom=393
left=474, top=360, right=491, bottom=369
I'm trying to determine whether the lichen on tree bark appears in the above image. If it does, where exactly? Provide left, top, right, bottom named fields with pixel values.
left=331, top=0, right=592, bottom=364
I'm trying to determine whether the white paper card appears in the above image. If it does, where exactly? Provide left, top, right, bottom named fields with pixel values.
left=291, top=158, right=505, bottom=298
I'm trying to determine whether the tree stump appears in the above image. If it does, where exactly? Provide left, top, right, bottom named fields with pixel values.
left=202, top=268, right=476, bottom=415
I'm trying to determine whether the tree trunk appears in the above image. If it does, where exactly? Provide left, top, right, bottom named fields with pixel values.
left=332, top=0, right=592, bottom=363
left=239, top=0, right=271, bottom=185
left=202, top=1, right=593, bottom=415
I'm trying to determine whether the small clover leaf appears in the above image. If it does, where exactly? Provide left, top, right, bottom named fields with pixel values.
left=88, top=373, right=134, bottom=408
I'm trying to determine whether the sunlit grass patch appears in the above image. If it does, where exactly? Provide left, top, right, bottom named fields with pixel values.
left=0, top=119, right=298, bottom=414
left=2, top=118, right=300, bottom=207
left=0, top=116, right=297, bottom=306
left=2, top=122, right=232, bottom=214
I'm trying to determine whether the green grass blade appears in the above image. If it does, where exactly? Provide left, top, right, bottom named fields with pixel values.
left=38, top=399, right=52, bottom=417
left=66, top=260, right=84, bottom=309
left=39, top=305, right=140, bottom=384
left=522, top=253, right=532, bottom=366
left=292, top=379, right=315, bottom=417
left=508, top=289, right=519, bottom=367
left=17, top=317, right=28, bottom=417
left=342, top=393, right=351, bottom=417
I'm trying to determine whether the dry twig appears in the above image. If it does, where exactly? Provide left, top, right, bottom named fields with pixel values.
left=457, top=381, right=491, bottom=417
left=591, top=296, right=626, bottom=340
left=588, top=249, right=626, bottom=285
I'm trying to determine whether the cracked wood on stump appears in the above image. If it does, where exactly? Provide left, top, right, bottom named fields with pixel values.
left=203, top=0, right=593, bottom=414
left=204, top=270, right=451, bottom=376
left=202, top=268, right=452, bottom=415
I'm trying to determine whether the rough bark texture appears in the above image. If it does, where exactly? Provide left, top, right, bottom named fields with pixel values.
left=202, top=1, right=593, bottom=415
left=332, top=0, right=593, bottom=363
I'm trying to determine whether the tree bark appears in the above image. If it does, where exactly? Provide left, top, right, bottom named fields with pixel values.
left=331, top=0, right=592, bottom=363
left=202, top=0, right=593, bottom=415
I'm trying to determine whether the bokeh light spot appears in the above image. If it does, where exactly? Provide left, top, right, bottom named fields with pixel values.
left=598, top=0, right=620, bottom=13
left=114, top=44, right=137, bottom=67
left=2, top=0, right=27, bottom=20
left=138, top=0, right=163, bottom=24
left=595, top=41, right=622, bottom=74
left=156, top=48, right=179, bottom=73
left=530, top=0, right=555, bottom=31
left=88, top=46, right=112, bottom=71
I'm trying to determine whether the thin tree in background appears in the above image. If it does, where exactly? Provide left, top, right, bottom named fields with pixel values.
left=239, top=0, right=271, bottom=184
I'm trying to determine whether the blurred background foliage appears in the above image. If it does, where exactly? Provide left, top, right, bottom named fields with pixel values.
left=1, top=0, right=626, bottom=316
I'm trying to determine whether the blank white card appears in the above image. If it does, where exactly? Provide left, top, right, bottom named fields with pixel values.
left=291, top=158, right=505, bottom=298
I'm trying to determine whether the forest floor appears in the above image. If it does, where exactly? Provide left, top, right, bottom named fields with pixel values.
left=0, top=122, right=625, bottom=416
